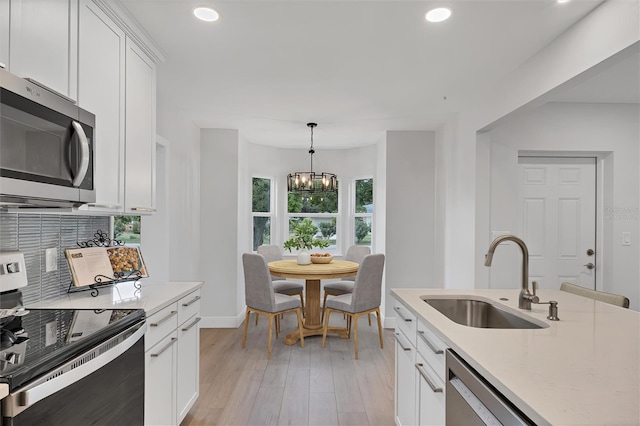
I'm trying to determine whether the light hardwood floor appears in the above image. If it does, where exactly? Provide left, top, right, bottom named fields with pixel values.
left=181, top=313, right=396, bottom=426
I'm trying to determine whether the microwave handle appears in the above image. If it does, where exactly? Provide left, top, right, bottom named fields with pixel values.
left=71, top=121, right=90, bottom=187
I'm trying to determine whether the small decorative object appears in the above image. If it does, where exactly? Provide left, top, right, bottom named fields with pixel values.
left=310, top=253, right=333, bottom=264
left=283, top=218, right=330, bottom=265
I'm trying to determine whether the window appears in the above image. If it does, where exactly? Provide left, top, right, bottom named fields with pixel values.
left=113, top=216, right=141, bottom=244
left=287, top=189, right=339, bottom=251
left=252, top=177, right=273, bottom=251
left=354, top=178, right=373, bottom=247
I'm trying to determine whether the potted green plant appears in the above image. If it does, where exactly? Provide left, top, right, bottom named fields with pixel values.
left=284, top=218, right=330, bottom=264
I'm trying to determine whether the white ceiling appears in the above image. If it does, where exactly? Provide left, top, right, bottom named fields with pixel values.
left=119, top=0, right=615, bottom=149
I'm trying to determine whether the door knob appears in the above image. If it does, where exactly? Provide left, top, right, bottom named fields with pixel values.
left=584, top=263, right=595, bottom=270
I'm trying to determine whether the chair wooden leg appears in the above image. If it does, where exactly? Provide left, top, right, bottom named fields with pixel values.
left=255, top=312, right=259, bottom=326
left=296, top=308, right=305, bottom=348
left=275, top=315, right=280, bottom=339
left=368, top=313, right=371, bottom=326
left=267, top=315, right=274, bottom=359
left=242, top=308, right=251, bottom=348
left=347, top=315, right=351, bottom=338
left=321, top=292, right=329, bottom=322
left=353, top=313, right=359, bottom=359
left=299, top=292, right=305, bottom=318
left=376, top=308, right=383, bottom=349
left=322, top=308, right=332, bottom=347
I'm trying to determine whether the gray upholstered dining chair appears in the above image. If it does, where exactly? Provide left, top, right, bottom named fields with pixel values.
left=257, top=245, right=305, bottom=320
left=242, top=253, right=304, bottom=359
left=322, top=253, right=385, bottom=359
left=321, top=245, right=371, bottom=323
left=560, top=282, right=630, bottom=308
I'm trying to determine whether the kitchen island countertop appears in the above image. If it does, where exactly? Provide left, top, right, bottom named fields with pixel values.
left=27, top=281, right=203, bottom=316
left=392, top=288, right=640, bottom=425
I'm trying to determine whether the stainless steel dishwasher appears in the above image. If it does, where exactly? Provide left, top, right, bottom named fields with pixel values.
left=446, top=350, right=535, bottom=425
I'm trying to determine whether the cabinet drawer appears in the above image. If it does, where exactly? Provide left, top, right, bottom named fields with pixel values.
left=393, top=300, right=416, bottom=347
left=146, top=302, right=178, bottom=351
left=416, top=318, right=447, bottom=382
left=178, top=290, right=201, bottom=325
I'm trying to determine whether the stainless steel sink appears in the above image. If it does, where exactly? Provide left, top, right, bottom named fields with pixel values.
left=422, top=297, right=547, bottom=329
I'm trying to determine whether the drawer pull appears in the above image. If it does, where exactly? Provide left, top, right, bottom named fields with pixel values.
left=182, top=317, right=201, bottom=331
left=394, top=306, right=412, bottom=322
left=150, top=311, right=177, bottom=327
left=150, top=338, right=176, bottom=358
left=182, top=295, right=201, bottom=307
left=393, top=332, right=412, bottom=351
left=130, top=207, right=156, bottom=212
left=416, top=363, right=443, bottom=393
left=418, top=330, right=444, bottom=355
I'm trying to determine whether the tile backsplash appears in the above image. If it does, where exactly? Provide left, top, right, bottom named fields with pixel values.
left=0, top=212, right=110, bottom=304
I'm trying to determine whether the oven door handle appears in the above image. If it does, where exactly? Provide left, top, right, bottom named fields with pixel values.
left=4, top=322, right=146, bottom=414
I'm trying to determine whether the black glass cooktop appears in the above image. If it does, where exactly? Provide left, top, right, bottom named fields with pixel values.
left=0, top=306, right=145, bottom=391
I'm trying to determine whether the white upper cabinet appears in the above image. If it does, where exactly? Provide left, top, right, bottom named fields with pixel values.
left=0, top=0, right=9, bottom=67
left=9, top=0, right=78, bottom=100
left=124, top=37, right=156, bottom=214
left=77, top=0, right=125, bottom=213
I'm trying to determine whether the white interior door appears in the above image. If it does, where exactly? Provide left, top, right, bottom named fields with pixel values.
left=518, top=157, right=596, bottom=290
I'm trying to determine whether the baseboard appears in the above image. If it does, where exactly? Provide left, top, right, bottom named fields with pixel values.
left=201, top=311, right=397, bottom=329
left=199, top=311, right=245, bottom=328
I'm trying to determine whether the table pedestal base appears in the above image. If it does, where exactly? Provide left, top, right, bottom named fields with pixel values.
left=284, top=325, right=349, bottom=345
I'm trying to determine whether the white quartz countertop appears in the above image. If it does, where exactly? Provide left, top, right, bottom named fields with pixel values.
left=27, top=281, right=204, bottom=316
left=391, top=288, right=640, bottom=426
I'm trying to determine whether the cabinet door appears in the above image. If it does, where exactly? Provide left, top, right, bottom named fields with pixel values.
left=0, top=0, right=8, bottom=67
left=9, top=0, right=78, bottom=99
left=395, top=330, right=417, bottom=426
left=77, top=0, right=125, bottom=213
left=416, top=353, right=445, bottom=426
left=124, top=37, right=156, bottom=214
left=177, top=315, right=200, bottom=423
left=145, top=332, right=177, bottom=426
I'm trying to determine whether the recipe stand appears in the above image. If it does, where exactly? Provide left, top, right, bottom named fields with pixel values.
left=67, top=230, right=143, bottom=297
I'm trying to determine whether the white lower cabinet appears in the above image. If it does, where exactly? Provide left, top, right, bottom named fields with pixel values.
left=146, top=331, right=178, bottom=425
left=395, top=327, right=417, bottom=426
left=394, top=297, right=448, bottom=426
left=145, top=289, right=200, bottom=425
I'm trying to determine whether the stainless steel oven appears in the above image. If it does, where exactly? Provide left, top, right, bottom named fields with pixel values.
left=0, top=308, right=146, bottom=425
left=0, top=67, right=96, bottom=208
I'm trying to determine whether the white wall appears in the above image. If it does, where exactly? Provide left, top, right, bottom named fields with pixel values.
left=142, top=97, right=201, bottom=284
left=385, top=131, right=436, bottom=319
left=439, top=0, right=639, bottom=292
left=483, top=102, right=639, bottom=309
left=200, top=129, right=240, bottom=326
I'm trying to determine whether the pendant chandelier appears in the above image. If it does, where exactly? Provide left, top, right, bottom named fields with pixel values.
left=287, top=123, right=338, bottom=193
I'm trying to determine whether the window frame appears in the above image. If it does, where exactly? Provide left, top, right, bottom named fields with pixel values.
left=252, top=175, right=275, bottom=251
left=352, top=176, right=373, bottom=249
left=286, top=191, right=341, bottom=254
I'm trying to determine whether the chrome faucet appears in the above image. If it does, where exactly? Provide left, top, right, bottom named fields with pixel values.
left=484, top=235, right=539, bottom=310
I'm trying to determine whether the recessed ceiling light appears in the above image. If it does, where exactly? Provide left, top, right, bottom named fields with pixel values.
left=557, top=0, right=570, bottom=3
left=426, top=8, right=452, bottom=23
left=194, top=7, right=219, bottom=22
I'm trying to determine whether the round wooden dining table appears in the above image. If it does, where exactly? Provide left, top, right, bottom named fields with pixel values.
left=268, top=259, right=359, bottom=345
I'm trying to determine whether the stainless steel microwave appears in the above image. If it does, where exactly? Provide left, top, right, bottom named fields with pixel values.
left=0, top=68, right=96, bottom=207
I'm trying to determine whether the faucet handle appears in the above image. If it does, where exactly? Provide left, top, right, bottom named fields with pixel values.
left=532, top=280, right=538, bottom=296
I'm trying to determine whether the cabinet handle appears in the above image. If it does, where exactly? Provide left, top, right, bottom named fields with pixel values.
left=415, top=363, right=443, bottom=393
left=394, top=332, right=412, bottom=351
left=150, top=338, right=176, bottom=358
left=182, top=296, right=201, bottom=307
left=130, top=207, right=156, bottom=212
left=149, top=311, right=177, bottom=327
left=418, top=330, right=444, bottom=355
left=394, top=306, right=412, bottom=322
left=182, top=317, right=201, bottom=331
